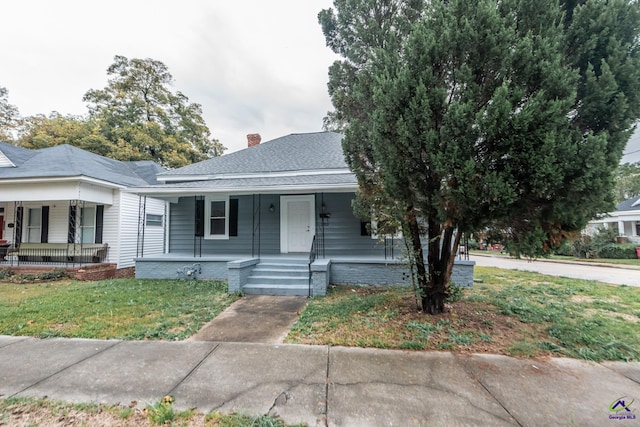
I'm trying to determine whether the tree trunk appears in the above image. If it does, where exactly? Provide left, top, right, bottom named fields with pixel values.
left=406, top=211, right=462, bottom=315
left=405, top=208, right=428, bottom=310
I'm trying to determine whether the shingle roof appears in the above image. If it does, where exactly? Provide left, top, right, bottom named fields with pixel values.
left=160, top=132, right=346, bottom=178
left=616, top=195, right=640, bottom=211
left=0, top=142, right=164, bottom=186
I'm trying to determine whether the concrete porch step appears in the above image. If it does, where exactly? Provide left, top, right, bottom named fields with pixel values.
left=243, top=258, right=311, bottom=296
left=251, top=268, right=309, bottom=277
left=242, top=283, right=311, bottom=296
left=246, top=275, right=309, bottom=286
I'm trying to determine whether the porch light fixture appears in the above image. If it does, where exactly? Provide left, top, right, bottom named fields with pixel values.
left=319, top=202, right=331, bottom=226
left=269, top=203, right=275, bottom=213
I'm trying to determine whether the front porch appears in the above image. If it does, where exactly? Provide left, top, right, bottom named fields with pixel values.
left=134, top=253, right=476, bottom=296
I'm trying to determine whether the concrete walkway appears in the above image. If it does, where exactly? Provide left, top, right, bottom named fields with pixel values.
left=190, top=295, right=308, bottom=343
left=1, top=335, right=639, bottom=426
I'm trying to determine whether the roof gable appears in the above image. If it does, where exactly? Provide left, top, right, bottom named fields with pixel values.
left=0, top=150, right=15, bottom=167
left=616, top=195, right=640, bottom=211
left=0, top=141, right=36, bottom=167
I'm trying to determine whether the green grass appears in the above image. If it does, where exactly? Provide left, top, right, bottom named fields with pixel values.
left=473, top=268, right=640, bottom=361
left=0, top=278, right=239, bottom=340
left=287, top=267, right=640, bottom=361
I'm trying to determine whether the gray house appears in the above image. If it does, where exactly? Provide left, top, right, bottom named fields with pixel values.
left=132, top=132, right=475, bottom=295
left=0, top=142, right=167, bottom=274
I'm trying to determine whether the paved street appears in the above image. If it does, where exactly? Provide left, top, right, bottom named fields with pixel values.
left=471, top=254, right=640, bottom=287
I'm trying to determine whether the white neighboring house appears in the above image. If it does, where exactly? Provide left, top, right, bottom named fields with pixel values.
left=0, top=141, right=167, bottom=270
left=587, top=195, right=640, bottom=243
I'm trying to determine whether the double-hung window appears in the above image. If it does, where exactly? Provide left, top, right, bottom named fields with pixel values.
left=27, top=208, right=42, bottom=242
left=206, top=197, right=229, bottom=239
left=80, top=207, right=96, bottom=244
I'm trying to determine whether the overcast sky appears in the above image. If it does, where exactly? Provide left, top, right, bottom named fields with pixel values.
left=1, top=0, right=639, bottom=162
left=1, top=0, right=337, bottom=154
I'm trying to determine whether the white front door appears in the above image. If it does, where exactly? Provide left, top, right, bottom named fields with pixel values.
left=280, top=195, right=315, bottom=253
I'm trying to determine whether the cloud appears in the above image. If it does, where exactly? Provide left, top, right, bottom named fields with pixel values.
left=0, top=0, right=337, bottom=152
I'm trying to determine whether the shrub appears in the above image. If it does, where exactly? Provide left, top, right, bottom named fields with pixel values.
left=447, top=283, right=464, bottom=303
left=596, top=243, right=638, bottom=259
left=0, top=269, right=14, bottom=280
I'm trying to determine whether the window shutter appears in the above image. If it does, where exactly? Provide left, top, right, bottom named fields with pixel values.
left=68, top=205, right=77, bottom=243
left=15, top=206, right=23, bottom=246
left=95, top=205, right=104, bottom=243
left=41, top=206, right=49, bottom=243
left=195, top=199, right=204, bottom=237
left=229, top=198, right=239, bottom=237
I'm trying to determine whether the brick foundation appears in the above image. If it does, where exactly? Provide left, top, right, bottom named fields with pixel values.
left=1, top=264, right=134, bottom=281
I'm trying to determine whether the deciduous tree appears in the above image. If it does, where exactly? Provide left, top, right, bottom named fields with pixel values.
left=83, top=55, right=225, bottom=167
left=0, top=86, right=21, bottom=142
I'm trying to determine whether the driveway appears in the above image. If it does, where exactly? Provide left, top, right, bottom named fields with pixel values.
left=471, top=254, right=640, bottom=287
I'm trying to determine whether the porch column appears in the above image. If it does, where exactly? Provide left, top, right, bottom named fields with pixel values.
left=618, top=221, right=625, bottom=236
left=137, top=195, right=147, bottom=257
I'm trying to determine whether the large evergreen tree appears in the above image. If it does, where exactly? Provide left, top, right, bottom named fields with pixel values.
left=321, top=0, right=640, bottom=314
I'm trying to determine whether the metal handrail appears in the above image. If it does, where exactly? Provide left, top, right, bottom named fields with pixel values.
left=308, top=235, right=317, bottom=297
left=0, top=244, right=109, bottom=266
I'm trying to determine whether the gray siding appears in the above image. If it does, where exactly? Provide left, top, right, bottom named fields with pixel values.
left=169, top=195, right=280, bottom=255
left=315, top=192, right=394, bottom=257
left=168, top=192, right=394, bottom=257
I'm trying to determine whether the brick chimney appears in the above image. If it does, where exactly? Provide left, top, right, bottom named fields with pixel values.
left=247, top=133, right=261, bottom=148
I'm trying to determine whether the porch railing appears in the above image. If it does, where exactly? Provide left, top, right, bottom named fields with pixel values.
left=308, top=235, right=317, bottom=297
left=0, top=244, right=109, bottom=267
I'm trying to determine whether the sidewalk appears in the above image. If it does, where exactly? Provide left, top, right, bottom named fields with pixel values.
left=1, top=335, right=639, bottom=426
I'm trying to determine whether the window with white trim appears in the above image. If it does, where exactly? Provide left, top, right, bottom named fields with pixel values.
left=205, top=196, right=229, bottom=239
left=80, top=207, right=95, bottom=244
left=146, top=213, right=163, bottom=227
left=27, top=208, right=41, bottom=242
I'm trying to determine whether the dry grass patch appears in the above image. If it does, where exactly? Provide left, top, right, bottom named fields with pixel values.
left=287, top=267, right=640, bottom=361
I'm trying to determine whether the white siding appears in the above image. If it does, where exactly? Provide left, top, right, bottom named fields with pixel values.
left=48, top=204, right=69, bottom=243
left=115, top=193, right=166, bottom=269
left=101, top=193, right=120, bottom=266
left=141, top=197, right=166, bottom=257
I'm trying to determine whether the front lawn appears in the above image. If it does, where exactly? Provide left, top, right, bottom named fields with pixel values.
left=0, top=278, right=239, bottom=340
left=286, top=266, right=640, bottom=361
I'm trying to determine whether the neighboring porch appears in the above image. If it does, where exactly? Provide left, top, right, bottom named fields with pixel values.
left=0, top=200, right=112, bottom=267
left=588, top=216, right=640, bottom=244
